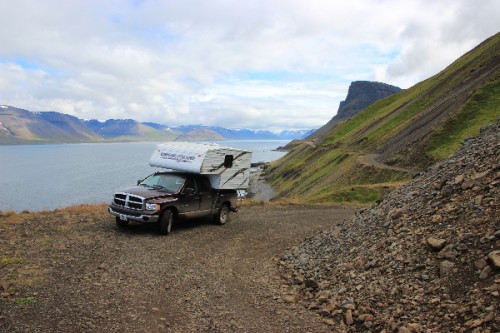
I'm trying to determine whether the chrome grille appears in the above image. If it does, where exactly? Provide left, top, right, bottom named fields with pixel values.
left=113, top=193, right=144, bottom=210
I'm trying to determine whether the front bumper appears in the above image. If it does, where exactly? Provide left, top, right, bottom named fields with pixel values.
left=108, top=206, right=159, bottom=223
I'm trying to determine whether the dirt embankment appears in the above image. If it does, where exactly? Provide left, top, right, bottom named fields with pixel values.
left=0, top=204, right=354, bottom=332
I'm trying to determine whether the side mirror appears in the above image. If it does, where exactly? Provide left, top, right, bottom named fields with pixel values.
left=137, top=180, right=142, bottom=185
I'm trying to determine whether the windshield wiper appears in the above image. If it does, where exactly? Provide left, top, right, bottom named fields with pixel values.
left=151, top=185, right=171, bottom=192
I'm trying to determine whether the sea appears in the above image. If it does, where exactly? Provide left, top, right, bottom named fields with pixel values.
left=0, top=140, right=289, bottom=212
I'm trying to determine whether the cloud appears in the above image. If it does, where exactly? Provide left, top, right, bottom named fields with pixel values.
left=0, top=0, right=498, bottom=130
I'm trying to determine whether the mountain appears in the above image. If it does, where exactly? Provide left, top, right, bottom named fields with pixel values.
left=175, top=128, right=226, bottom=141
left=170, top=125, right=314, bottom=140
left=84, top=119, right=179, bottom=141
left=306, top=81, right=402, bottom=140
left=266, top=32, right=500, bottom=204
left=0, top=107, right=312, bottom=144
left=0, top=106, right=101, bottom=144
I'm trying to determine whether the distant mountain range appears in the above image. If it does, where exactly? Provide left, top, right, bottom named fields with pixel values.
left=0, top=106, right=314, bottom=144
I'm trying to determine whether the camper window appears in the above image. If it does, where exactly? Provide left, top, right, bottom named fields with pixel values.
left=224, top=155, right=234, bottom=168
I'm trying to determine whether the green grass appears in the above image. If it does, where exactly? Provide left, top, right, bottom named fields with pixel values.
left=366, top=98, right=431, bottom=147
left=1, top=257, right=25, bottom=265
left=426, top=77, right=500, bottom=160
left=15, top=297, right=36, bottom=304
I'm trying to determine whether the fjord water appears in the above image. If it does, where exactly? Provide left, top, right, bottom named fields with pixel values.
left=0, top=140, right=288, bottom=212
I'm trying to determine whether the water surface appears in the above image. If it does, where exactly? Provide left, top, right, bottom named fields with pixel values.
left=0, top=140, right=288, bottom=212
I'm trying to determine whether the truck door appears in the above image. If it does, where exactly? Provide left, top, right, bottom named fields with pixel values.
left=180, top=176, right=201, bottom=217
left=198, top=176, right=214, bottom=214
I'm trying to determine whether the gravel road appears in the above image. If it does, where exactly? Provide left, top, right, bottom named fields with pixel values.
left=1, top=204, right=354, bottom=332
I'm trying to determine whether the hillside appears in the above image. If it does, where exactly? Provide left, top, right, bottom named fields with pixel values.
left=267, top=32, right=500, bottom=204
left=85, top=119, right=179, bottom=141
left=0, top=106, right=101, bottom=144
left=278, top=121, right=499, bottom=331
left=175, top=128, right=226, bottom=141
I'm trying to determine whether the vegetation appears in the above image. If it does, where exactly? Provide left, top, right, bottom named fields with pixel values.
left=1, top=257, right=25, bottom=265
left=426, top=77, right=500, bottom=160
left=15, top=297, right=36, bottom=304
left=268, top=33, right=500, bottom=205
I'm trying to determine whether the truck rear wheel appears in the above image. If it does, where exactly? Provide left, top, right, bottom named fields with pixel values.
left=158, top=209, right=174, bottom=235
left=214, top=204, right=230, bottom=225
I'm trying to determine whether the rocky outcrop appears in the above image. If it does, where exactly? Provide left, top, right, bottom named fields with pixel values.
left=307, top=81, right=402, bottom=140
left=278, top=122, right=499, bottom=332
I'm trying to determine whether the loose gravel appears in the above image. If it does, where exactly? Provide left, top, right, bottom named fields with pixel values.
left=0, top=203, right=354, bottom=332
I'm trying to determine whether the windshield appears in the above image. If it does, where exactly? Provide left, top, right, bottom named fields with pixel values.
left=139, top=173, right=186, bottom=193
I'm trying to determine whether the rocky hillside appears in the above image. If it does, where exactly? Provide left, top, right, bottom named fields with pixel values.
left=307, top=81, right=402, bottom=140
left=278, top=122, right=499, bottom=332
left=267, top=33, right=500, bottom=204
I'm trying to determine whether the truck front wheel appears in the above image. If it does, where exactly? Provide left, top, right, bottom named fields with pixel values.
left=214, top=204, right=230, bottom=225
left=158, top=209, right=174, bottom=235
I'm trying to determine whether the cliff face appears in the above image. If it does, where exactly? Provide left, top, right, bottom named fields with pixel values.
left=308, top=81, right=402, bottom=140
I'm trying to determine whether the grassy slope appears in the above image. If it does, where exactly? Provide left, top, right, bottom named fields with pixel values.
left=268, top=33, right=500, bottom=204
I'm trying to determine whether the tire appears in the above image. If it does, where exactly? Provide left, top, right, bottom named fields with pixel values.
left=116, top=216, right=129, bottom=228
left=214, top=204, right=230, bottom=225
left=158, top=209, right=174, bottom=235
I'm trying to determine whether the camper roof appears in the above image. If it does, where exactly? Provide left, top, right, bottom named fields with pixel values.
left=154, top=142, right=249, bottom=153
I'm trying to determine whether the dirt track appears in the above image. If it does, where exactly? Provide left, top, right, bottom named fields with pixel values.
left=0, top=204, right=355, bottom=332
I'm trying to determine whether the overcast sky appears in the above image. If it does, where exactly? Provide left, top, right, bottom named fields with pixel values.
left=0, top=0, right=498, bottom=131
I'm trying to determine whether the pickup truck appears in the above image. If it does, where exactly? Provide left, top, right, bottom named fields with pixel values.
left=108, top=171, right=239, bottom=234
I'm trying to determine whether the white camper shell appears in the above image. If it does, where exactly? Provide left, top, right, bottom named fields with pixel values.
left=149, top=142, right=252, bottom=190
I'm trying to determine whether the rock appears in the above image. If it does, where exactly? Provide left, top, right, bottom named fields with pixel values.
left=479, top=266, right=492, bottom=279
left=461, top=178, right=475, bottom=190
left=282, top=295, right=297, bottom=303
left=487, top=250, right=500, bottom=269
left=317, top=309, right=332, bottom=318
left=407, top=323, right=422, bottom=333
left=439, top=260, right=455, bottom=277
left=441, top=185, right=453, bottom=197
left=483, top=312, right=495, bottom=322
left=304, top=279, right=319, bottom=289
left=344, top=309, right=353, bottom=325
left=454, top=174, right=464, bottom=184
left=431, top=214, right=443, bottom=223
left=0, top=280, right=10, bottom=291
left=427, top=237, right=446, bottom=250
left=474, top=195, right=483, bottom=205
left=322, top=318, right=336, bottom=326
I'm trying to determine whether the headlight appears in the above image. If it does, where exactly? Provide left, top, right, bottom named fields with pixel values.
left=145, top=203, right=160, bottom=211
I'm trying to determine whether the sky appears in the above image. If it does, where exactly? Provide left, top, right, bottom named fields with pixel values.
left=0, top=0, right=499, bottom=131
